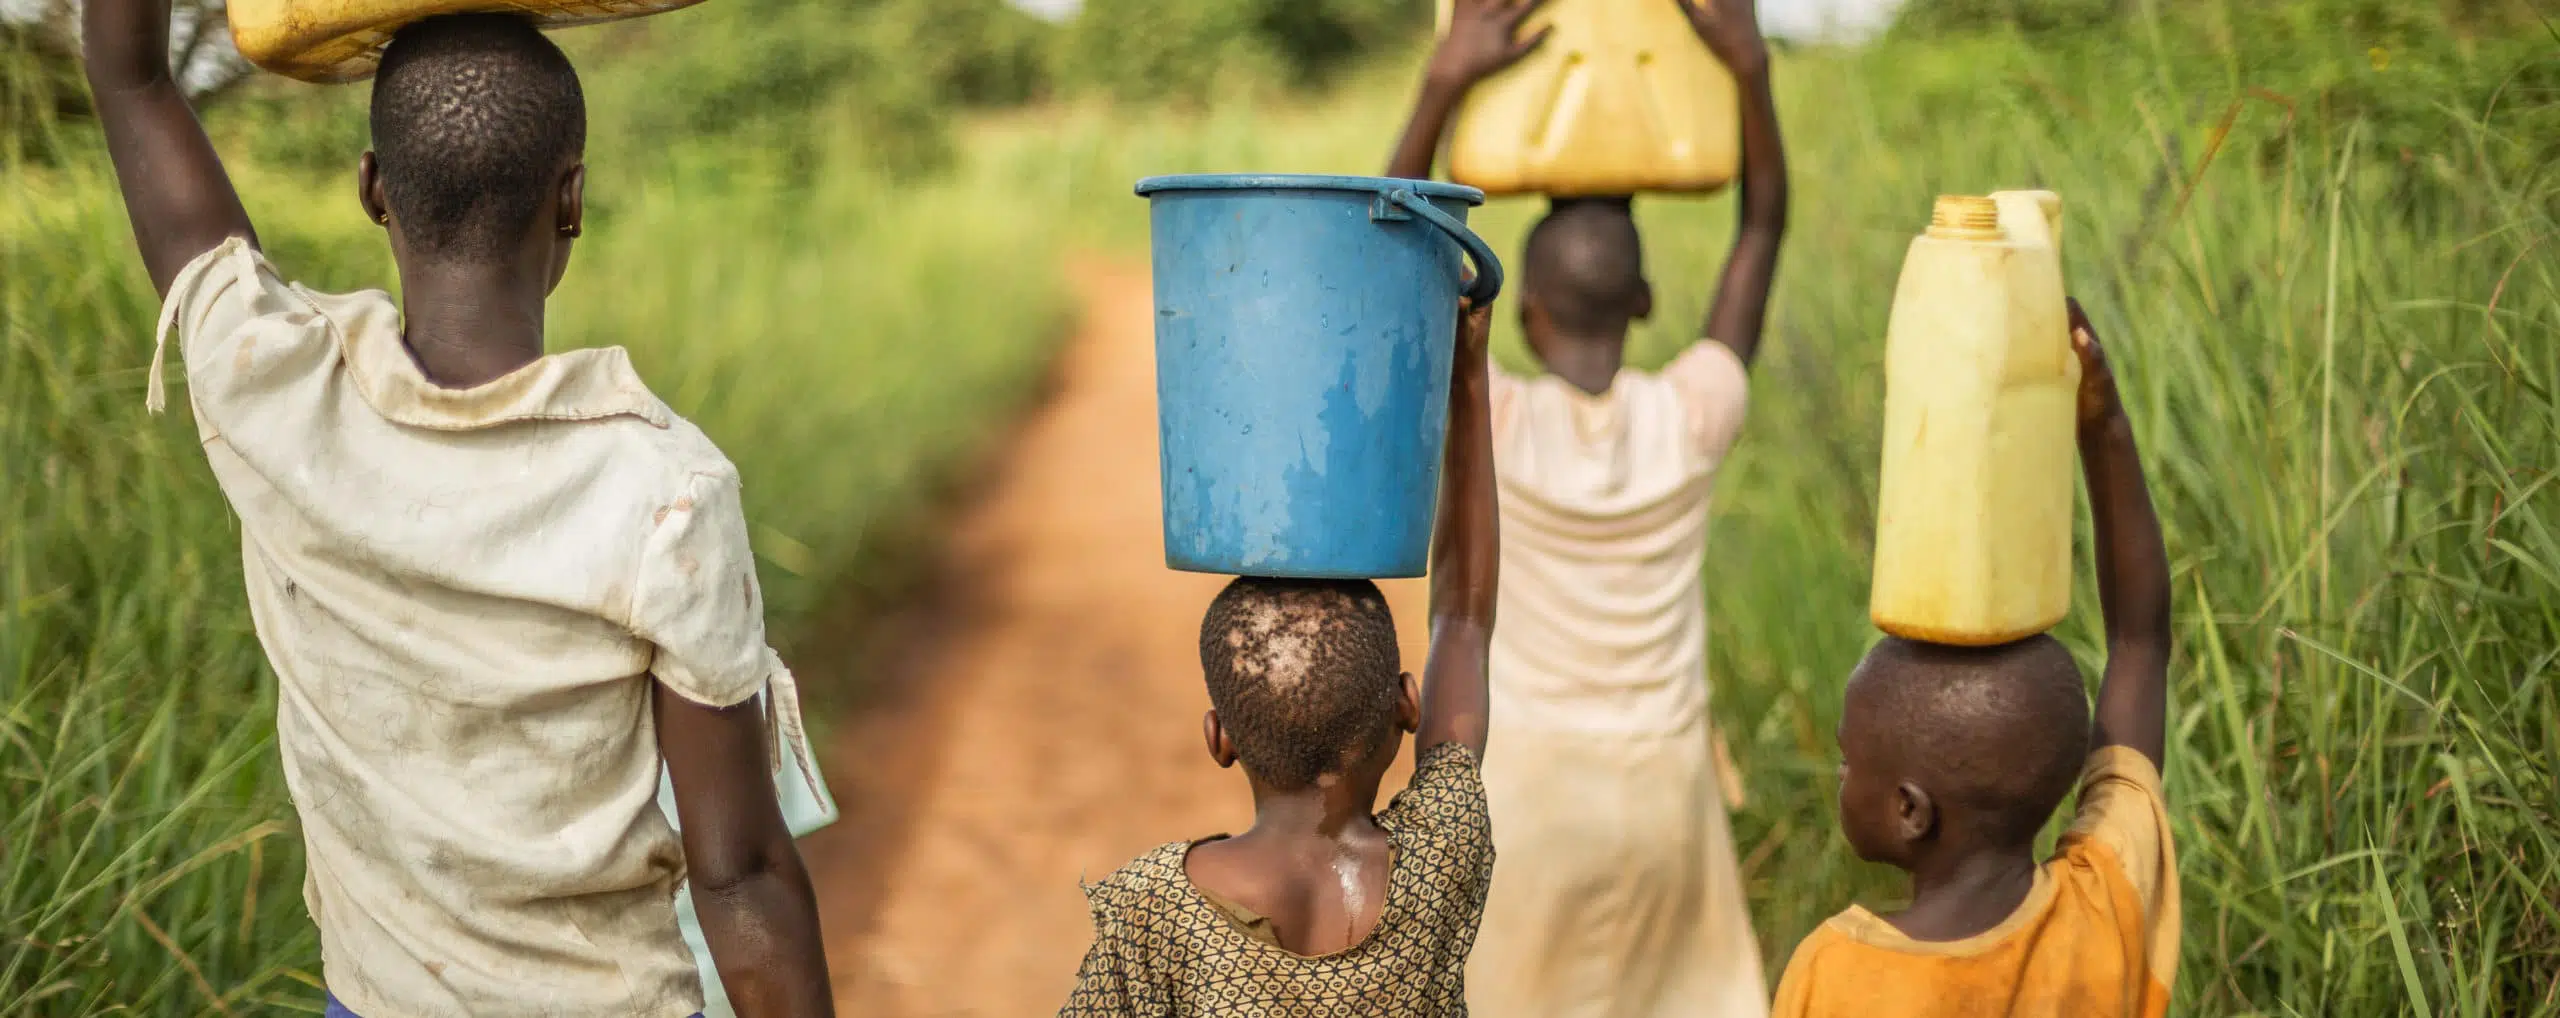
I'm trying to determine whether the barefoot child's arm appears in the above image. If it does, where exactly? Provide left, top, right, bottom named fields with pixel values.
left=1678, top=0, right=1787, bottom=366
left=658, top=689, right=835, bottom=1018
left=1416, top=301, right=1500, bottom=757
left=2071, top=300, right=2171, bottom=771
left=84, top=0, right=258, bottom=294
left=1385, top=0, right=1550, bottom=179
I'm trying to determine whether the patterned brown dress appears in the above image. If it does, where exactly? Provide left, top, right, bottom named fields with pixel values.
left=1058, top=743, right=1496, bottom=1017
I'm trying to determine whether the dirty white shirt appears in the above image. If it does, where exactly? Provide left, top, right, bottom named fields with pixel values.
left=154, top=238, right=818, bottom=1018
left=1485, top=341, right=1750, bottom=736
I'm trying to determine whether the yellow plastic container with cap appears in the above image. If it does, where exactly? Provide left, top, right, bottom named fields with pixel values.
left=227, top=0, right=706, bottom=83
left=1432, top=0, right=1738, bottom=197
left=1869, top=190, right=2081, bottom=647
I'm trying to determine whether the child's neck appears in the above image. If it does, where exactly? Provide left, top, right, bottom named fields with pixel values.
left=1243, top=772, right=1385, bottom=841
left=1889, top=842, right=2040, bottom=942
left=1525, top=328, right=1628, bottom=396
left=396, top=259, right=552, bottom=390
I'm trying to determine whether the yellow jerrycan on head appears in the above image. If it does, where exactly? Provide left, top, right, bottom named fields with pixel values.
left=1432, top=0, right=1739, bottom=197
left=227, top=0, right=707, bottom=83
left=1869, top=191, right=2081, bottom=647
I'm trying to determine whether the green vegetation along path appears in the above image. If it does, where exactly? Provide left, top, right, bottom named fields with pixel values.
left=798, top=256, right=1432, bottom=1016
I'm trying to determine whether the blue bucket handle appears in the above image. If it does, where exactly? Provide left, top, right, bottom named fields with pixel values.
left=1378, top=187, right=1504, bottom=307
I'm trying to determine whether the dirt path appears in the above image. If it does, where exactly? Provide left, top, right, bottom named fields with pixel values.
left=800, top=256, right=1429, bottom=1016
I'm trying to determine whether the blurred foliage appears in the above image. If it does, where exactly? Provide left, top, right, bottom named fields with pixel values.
left=1, top=0, right=247, bottom=163
left=1894, top=0, right=2550, bottom=36
left=2, top=21, right=89, bottom=163
left=4, top=0, right=1453, bottom=163
left=872, top=0, right=1053, bottom=106
left=7, top=0, right=1059, bottom=184
left=1055, top=0, right=1423, bottom=103
left=1888, top=0, right=2560, bottom=211
left=1893, top=0, right=2122, bottom=35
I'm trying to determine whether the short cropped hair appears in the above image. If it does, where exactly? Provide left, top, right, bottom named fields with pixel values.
left=1850, top=635, right=2092, bottom=847
left=1522, top=196, right=1646, bottom=332
left=1199, top=577, right=1403, bottom=789
left=370, top=14, right=586, bottom=259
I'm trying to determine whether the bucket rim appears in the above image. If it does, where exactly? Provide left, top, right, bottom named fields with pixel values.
left=1134, top=173, right=1485, bottom=206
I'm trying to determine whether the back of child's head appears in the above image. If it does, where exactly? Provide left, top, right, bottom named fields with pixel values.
left=369, top=13, right=585, bottom=261
left=1843, top=635, right=2091, bottom=850
left=1522, top=196, right=1647, bottom=333
left=1199, top=577, right=1403, bottom=790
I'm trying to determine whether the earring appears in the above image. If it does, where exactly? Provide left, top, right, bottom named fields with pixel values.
left=560, top=224, right=582, bottom=239
left=372, top=211, right=388, bottom=225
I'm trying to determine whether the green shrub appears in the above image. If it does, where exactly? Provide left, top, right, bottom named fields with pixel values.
left=1056, top=0, right=1423, bottom=103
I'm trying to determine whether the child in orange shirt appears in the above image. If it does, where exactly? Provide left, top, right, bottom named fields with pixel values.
left=1772, top=301, right=2176, bottom=1018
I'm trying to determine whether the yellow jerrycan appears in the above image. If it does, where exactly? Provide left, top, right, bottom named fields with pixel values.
left=1869, top=191, right=2081, bottom=647
left=227, top=0, right=707, bottom=83
left=1432, top=0, right=1739, bottom=197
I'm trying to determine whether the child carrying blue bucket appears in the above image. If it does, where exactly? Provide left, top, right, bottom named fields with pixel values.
left=1057, top=176, right=1508, bottom=1013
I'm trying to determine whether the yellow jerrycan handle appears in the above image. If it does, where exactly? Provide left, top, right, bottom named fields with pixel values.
left=1991, top=190, right=2063, bottom=251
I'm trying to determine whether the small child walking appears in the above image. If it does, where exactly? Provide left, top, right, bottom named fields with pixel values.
left=1772, top=302, right=2176, bottom=1017
left=1382, top=1, right=1788, bottom=1014
left=1056, top=298, right=1502, bottom=1016
left=83, top=5, right=834, bottom=1015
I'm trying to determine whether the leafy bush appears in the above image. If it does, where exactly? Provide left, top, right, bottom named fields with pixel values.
left=1891, top=0, right=2121, bottom=36
left=865, top=0, right=1055, bottom=107
left=1056, top=0, right=1423, bottom=103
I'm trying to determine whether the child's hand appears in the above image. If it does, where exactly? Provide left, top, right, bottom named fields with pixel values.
left=2068, top=296, right=2170, bottom=769
left=1676, top=0, right=1769, bottom=78
left=1428, top=0, right=1552, bottom=91
left=2068, top=298, right=2124, bottom=438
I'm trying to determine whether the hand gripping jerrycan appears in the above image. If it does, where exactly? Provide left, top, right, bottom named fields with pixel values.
left=1870, top=191, right=2081, bottom=647
left=1136, top=174, right=1502, bottom=579
left=227, top=0, right=708, bottom=82
left=1434, top=0, right=1740, bottom=197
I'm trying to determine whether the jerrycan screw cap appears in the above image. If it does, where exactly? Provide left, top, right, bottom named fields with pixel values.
left=1927, top=195, right=2005, bottom=241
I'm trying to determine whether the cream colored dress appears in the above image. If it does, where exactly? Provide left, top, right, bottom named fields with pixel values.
left=1466, top=340, right=1769, bottom=1018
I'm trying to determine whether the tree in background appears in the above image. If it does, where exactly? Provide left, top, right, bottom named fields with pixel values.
left=1055, top=0, right=1421, bottom=102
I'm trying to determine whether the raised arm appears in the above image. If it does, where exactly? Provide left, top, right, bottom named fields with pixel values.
left=1385, top=0, right=1550, bottom=180
left=1415, top=301, right=1500, bottom=757
left=84, top=0, right=258, bottom=295
left=2071, top=300, right=2171, bottom=771
left=657, top=689, right=835, bottom=1018
left=1678, top=0, right=1787, bottom=365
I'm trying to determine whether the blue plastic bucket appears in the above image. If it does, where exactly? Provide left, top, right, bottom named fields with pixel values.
left=1136, top=173, right=1502, bottom=578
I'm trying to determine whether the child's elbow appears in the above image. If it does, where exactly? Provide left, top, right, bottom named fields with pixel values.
left=689, top=833, right=804, bottom=898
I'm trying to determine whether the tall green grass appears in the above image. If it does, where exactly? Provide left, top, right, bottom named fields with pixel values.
left=2, top=88, right=1065, bottom=1017
left=980, top=31, right=2560, bottom=1015
left=12, top=5, right=2558, bottom=1013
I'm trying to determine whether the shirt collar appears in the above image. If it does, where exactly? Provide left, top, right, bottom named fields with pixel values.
left=1828, top=865, right=2059, bottom=958
left=332, top=289, right=671, bottom=432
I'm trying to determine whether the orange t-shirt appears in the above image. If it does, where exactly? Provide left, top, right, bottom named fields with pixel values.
left=1771, top=747, right=2179, bottom=1018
